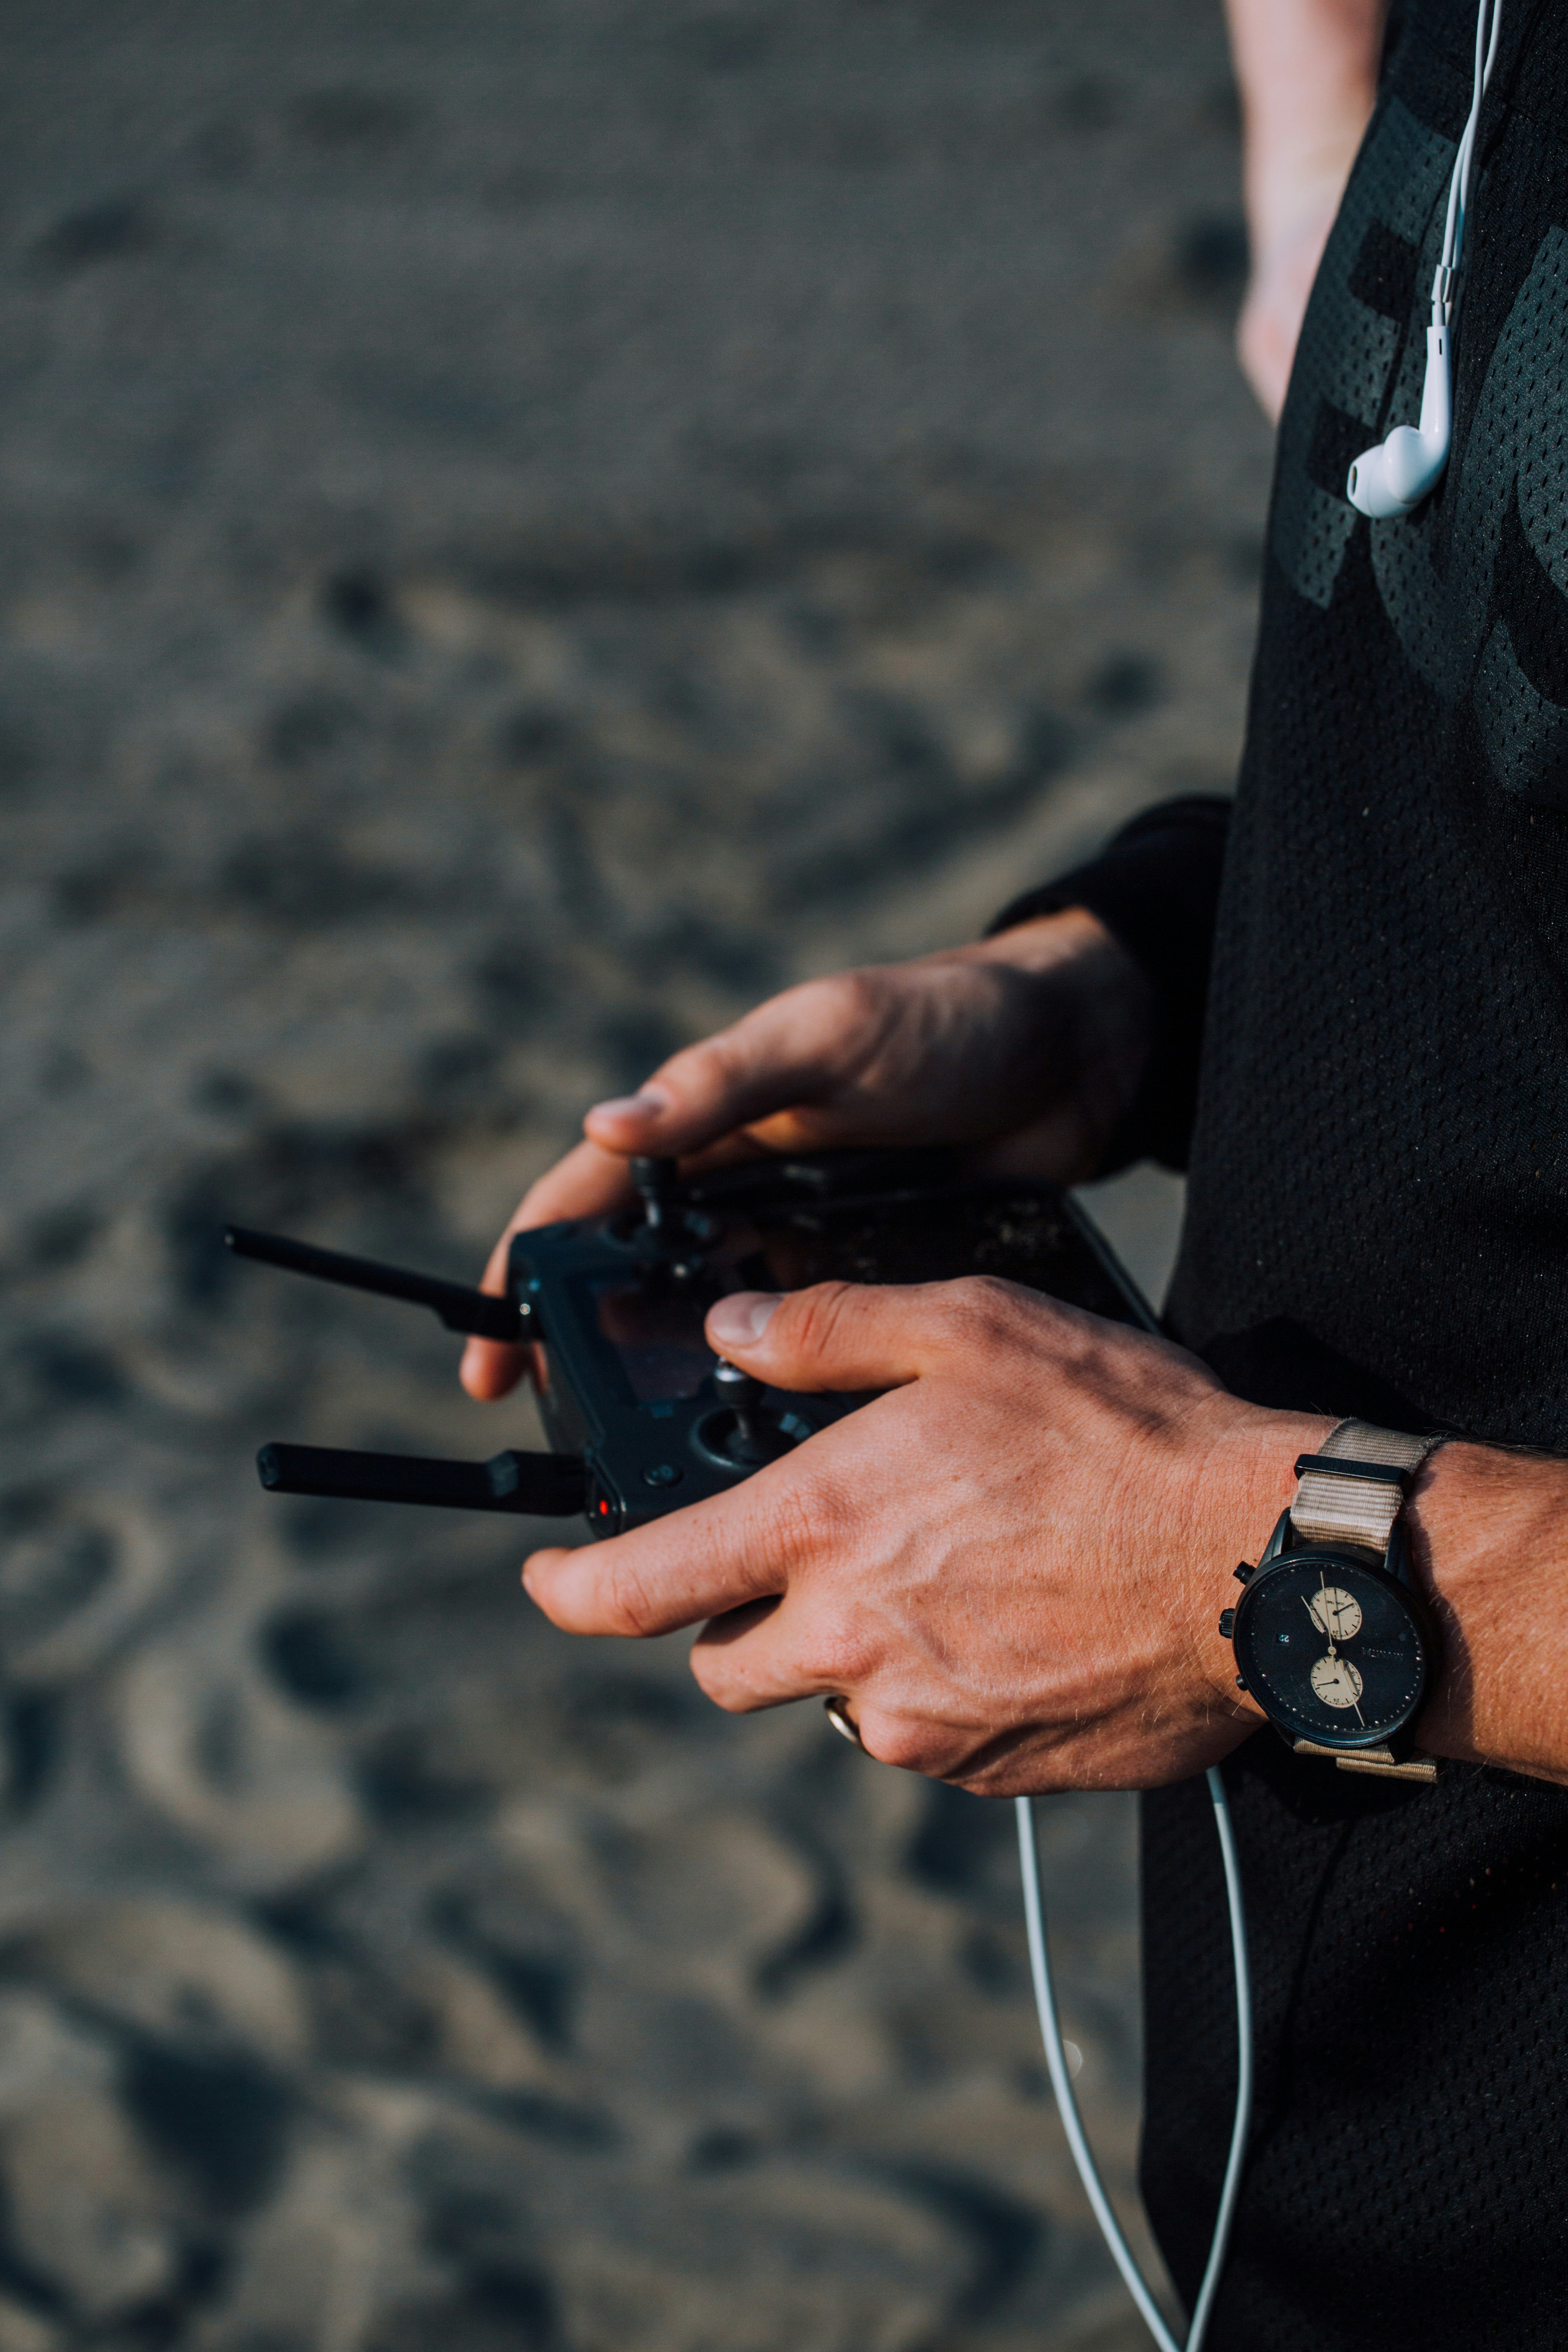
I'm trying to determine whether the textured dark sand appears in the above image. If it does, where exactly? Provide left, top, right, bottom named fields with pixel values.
left=0, top=4, right=1270, bottom=2345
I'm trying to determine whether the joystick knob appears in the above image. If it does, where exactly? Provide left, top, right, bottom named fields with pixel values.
left=708, top=1359, right=795, bottom=1467
left=631, top=1156, right=680, bottom=1234
left=713, top=1358, right=764, bottom=1412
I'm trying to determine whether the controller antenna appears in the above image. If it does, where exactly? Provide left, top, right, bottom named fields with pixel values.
left=225, top=1226, right=527, bottom=1341
left=256, top=1442, right=586, bottom=1517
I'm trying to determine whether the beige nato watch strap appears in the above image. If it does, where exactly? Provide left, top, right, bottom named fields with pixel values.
left=1292, top=1418, right=1438, bottom=1550
left=1290, top=1417, right=1442, bottom=1784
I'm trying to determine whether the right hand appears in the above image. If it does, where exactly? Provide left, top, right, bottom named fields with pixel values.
left=460, top=907, right=1153, bottom=1401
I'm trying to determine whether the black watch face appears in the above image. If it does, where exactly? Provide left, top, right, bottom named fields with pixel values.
left=1232, top=1549, right=1432, bottom=1748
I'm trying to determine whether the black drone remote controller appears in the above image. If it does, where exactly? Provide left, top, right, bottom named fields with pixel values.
left=229, top=1149, right=1157, bottom=1539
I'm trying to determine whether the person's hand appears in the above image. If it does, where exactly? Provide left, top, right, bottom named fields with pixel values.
left=521, top=1276, right=1326, bottom=1794
left=461, top=908, right=1152, bottom=1402
left=1223, top=0, right=1387, bottom=422
left=1236, top=174, right=1347, bottom=421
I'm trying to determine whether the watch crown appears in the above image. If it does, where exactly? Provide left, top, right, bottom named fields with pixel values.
left=1234, top=1562, right=1254, bottom=1583
left=1235, top=1677, right=1249, bottom=1693
left=1218, top=1609, right=1236, bottom=1639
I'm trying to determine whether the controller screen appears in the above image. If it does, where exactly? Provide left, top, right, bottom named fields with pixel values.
left=743, top=1196, right=1138, bottom=1323
left=587, top=1187, right=1140, bottom=1409
left=593, top=1277, right=718, bottom=1403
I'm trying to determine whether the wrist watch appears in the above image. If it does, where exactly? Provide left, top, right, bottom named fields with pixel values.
left=1221, top=1419, right=1443, bottom=1785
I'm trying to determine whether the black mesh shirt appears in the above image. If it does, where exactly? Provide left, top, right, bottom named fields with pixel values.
left=994, top=4, right=1568, bottom=2342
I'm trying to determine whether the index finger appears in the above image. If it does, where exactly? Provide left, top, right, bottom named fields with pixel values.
left=460, top=1140, right=638, bottom=1401
left=521, top=1446, right=839, bottom=1637
left=581, top=974, right=875, bottom=1165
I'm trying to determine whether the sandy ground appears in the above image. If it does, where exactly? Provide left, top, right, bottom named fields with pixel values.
left=0, top=4, right=1271, bottom=2346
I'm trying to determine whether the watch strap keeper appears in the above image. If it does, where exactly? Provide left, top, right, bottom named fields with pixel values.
left=1291, top=1418, right=1439, bottom=1554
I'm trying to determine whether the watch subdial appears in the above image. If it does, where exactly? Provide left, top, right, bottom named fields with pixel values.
left=1310, top=1653, right=1365, bottom=1711
left=1309, top=1584, right=1363, bottom=1642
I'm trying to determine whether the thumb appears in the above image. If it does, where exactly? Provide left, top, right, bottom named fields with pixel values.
left=581, top=978, right=864, bottom=1163
left=706, top=1280, right=947, bottom=1394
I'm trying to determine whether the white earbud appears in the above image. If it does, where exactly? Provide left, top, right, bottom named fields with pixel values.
left=1346, top=0, right=1501, bottom=520
left=1347, top=321, right=1452, bottom=517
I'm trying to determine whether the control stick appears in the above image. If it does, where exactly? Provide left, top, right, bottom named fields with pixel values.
left=630, top=1156, right=680, bottom=1234
left=710, top=1360, right=795, bottom=1466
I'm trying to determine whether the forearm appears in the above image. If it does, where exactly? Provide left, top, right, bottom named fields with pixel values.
left=1224, top=0, right=1387, bottom=414
left=1409, top=1444, right=1568, bottom=1786
left=1225, top=0, right=1387, bottom=253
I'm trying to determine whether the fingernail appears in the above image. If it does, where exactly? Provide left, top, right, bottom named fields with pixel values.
left=588, top=1088, right=667, bottom=1124
left=708, top=1292, right=781, bottom=1350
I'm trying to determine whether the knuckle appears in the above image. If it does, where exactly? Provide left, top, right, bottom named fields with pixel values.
left=797, top=1605, right=869, bottom=1693
left=692, top=1024, right=788, bottom=1117
left=858, top=1714, right=944, bottom=1776
left=659, top=1032, right=733, bottom=1102
left=826, top=966, right=888, bottom=1030
left=703, top=981, right=837, bottom=1094
left=762, top=1459, right=855, bottom=1568
left=599, top=1553, right=665, bottom=1639
left=687, top=1648, right=751, bottom=1713
left=784, top=1280, right=862, bottom=1361
left=932, top=1273, right=1017, bottom=1344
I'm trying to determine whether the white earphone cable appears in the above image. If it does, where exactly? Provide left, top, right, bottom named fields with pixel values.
left=1346, top=0, right=1503, bottom=517
left=1016, top=1769, right=1253, bottom=2352
left=1437, top=0, right=1503, bottom=306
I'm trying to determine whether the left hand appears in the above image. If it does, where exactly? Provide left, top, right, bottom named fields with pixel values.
left=523, top=1277, right=1325, bottom=1794
left=1222, top=0, right=1386, bottom=424
left=1236, top=179, right=1345, bottom=421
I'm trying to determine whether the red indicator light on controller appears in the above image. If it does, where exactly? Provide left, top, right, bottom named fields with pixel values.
left=598, top=1500, right=609, bottom=1516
